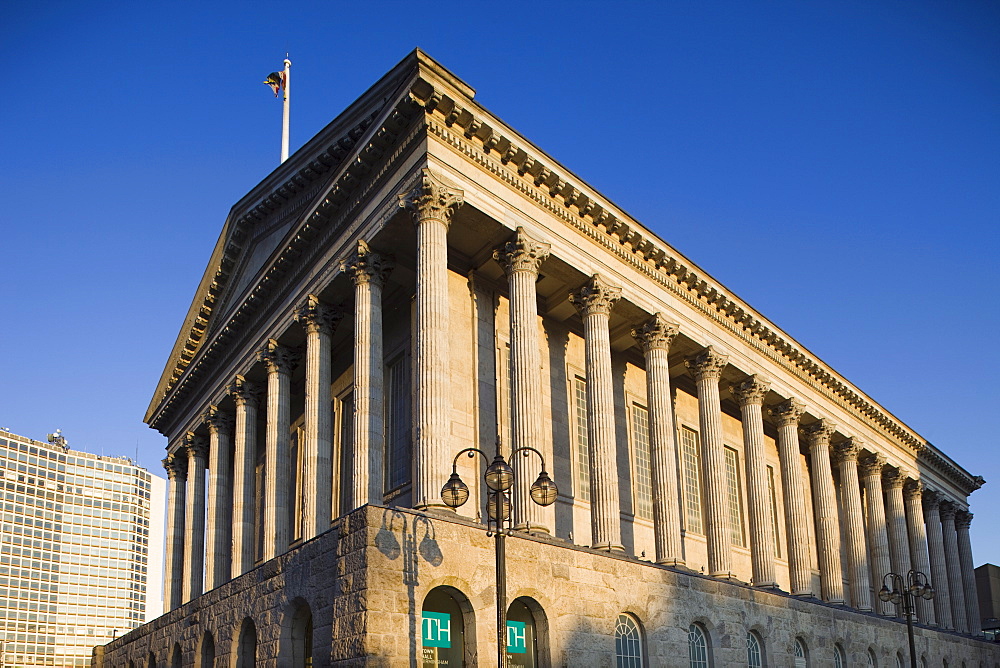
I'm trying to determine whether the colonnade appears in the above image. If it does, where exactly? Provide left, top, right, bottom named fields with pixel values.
left=161, top=169, right=982, bottom=637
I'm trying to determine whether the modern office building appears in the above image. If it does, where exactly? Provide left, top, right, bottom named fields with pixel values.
left=975, top=564, right=1000, bottom=641
left=0, top=429, right=165, bottom=667
left=98, top=50, right=998, bottom=666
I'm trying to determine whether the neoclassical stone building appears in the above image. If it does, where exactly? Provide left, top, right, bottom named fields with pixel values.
left=96, top=50, right=998, bottom=667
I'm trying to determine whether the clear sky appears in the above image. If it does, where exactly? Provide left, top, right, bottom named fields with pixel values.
left=2, top=2, right=998, bottom=562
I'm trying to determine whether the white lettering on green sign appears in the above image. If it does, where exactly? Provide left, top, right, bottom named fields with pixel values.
left=422, top=611, right=452, bottom=648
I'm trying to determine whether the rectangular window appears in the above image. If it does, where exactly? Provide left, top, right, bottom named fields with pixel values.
left=339, top=392, right=354, bottom=513
left=679, top=426, right=702, bottom=534
left=385, top=355, right=411, bottom=492
left=630, top=404, right=652, bottom=520
left=767, top=465, right=782, bottom=558
left=574, top=377, right=590, bottom=501
left=724, top=447, right=745, bottom=547
left=497, top=343, right=512, bottom=451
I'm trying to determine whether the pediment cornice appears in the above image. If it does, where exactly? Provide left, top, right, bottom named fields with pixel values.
left=405, top=77, right=981, bottom=495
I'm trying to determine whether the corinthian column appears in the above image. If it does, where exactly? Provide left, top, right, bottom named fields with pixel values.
left=345, top=241, right=392, bottom=511
left=495, top=227, right=550, bottom=532
left=832, top=438, right=871, bottom=610
left=940, top=501, right=969, bottom=632
left=803, top=420, right=844, bottom=604
left=228, top=376, right=260, bottom=577
left=884, top=468, right=913, bottom=617
left=182, top=432, right=208, bottom=602
left=203, top=407, right=233, bottom=591
left=859, top=453, right=893, bottom=616
left=685, top=346, right=730, bottom=577
left=923, top=490, right=953, bottom=629
left=258, top=339, right=300, bottom=560
left=570, top=274, right=623, bottom=551
left=955, top=511, right=981, bottom=635
left=295, top=295, right=342, bottom=536
left=770, top=399, right=811, bottom=595
left=904, top=480, right=935, bottom=625
left=398, top=168, right=463, bottom=509
left=632, top=314, right=683, bottom=565
left=732, top=375, right=775, bottom=587
left=162, top=452, right=186, bottom=611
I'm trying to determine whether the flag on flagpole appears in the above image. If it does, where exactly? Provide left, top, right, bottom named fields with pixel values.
left=263, top=71, right=285, bottom=97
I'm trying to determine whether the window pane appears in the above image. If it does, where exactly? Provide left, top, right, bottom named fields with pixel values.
left=767, top=465, right=781, bottom=558
left=724, top=447, right=744, bottom=547
left=687, top=624, right=707, bottom=668
left=631, top=405, right=652, bottom=520
left=574, top=378, right=590, bottom=501
left=679, top=427, right=702, bottom=534
left=614, top=614, right=643, bottom=668
left=746, top=632, right=761, bottom=668
left=385, top=356, right=411, bottom=490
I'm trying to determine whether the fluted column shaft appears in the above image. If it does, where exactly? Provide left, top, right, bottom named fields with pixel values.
left=685, top=347, right=730, bottom=576
left=941, top=503, right=969, bottom=632
left=860, top=454, right=893, bottom=616
left=496, top=228, right=550, bottom=532
left=259, top=340, right=298, bottom=560
left=923, top=492, right=953, bottom=628
left=571, top=275, right=623, bottom=551
left=884, top=469, right=913, bottom=617
left=295, top=296, right=341, bottom=535
left=182, top=434, right=207, bottom=602
left=733, top=376, right=775, bottom=587
left=204, top=408, right=233, bottom=591
left=771, top=400, right=811, bottom=595
left=399, top=169, right=463, bottom=509
left=229, top=377, right=259, bottom=577
left=956, top=511, right=980, bottom=635
left=345, top=242, right=392, bottom=511
left=904, top=481, right=935, bottom=625
left=804, top=420, right=844, bottom=603
left=163, top=454, right=186, bottom=611
left=633, top=315, right=683, bottom=564
left=833, top=439, right=871, bottom=611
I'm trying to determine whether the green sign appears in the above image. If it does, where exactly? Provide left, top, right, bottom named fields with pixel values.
left=422, top=611, right=452, bottom=648
left=506, top=621, right=527, bottom=653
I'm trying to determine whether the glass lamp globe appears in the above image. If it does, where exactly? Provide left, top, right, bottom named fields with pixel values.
left=487, top=491, right=512, bottom=521
left=529, top=471, right=558, bottom=506
left=441, top=472, right=470, bottom=508
left=485, top=455, right=514, bottom=492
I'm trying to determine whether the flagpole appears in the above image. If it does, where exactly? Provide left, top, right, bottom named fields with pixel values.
left=281, top=57, right=291, bottom=163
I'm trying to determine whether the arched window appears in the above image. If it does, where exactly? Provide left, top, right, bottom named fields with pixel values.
left=794, top=638, right=807, bottom=668
left=614, top=613, right=643, bottom=668
left=896, top=655, right=904, bottom=668
left=198, top=631, right=215, bottom=668
left=235, top=618, right=257, bottom=668
left=867, top=649, right=877, bottom=667
left=422, top=587, right=467, bottom=668
left=834, top=644, right=844, bottom=668
left=170, top=644, right=182, bottom=668
left=148, top=653, right=157, bottom=668
left=508, top=598, right=540, bottom=668
left=688, top=624, right=709, bottom=668
left=746, top=631, right=762, bottom=668
left=289, top=602, right=313, bottom=668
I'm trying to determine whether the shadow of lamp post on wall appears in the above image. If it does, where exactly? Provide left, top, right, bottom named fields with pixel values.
left=441, top=440, right=558, bottom=668
left=879, top=570, right=934, bottom=668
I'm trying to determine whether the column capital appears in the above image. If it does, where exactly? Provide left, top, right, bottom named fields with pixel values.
left=493, top=226, right=550, bottom=276
left=832, top=438, right=862, bottom=464
left=903, top=478, right=926, bottom=501
left=398, top=168, right=464, bottom=228
left=162, top=453, right=187, bottom=480
left=939, top=500, right=959, bottom=521
left=228, top=375, right=261, bottom=409
left=922, top=488, right=943, bottom=512
left=570, top=274, right=622, bottom=317
left=859, top=452, right=886, bottom=477
left=182, top=432, right=208, bottom=461
left=731, top=375, right=770, bottom=407
left=258, top=339, right=300, bottom=375
left=684, top=346, right=728, bottom=382
left=203, top=406, right=234, bottom=436
left=631, top=313, right=679, bottom=352
left=802, top=419, right=836, bottom=445
left=295, top=295, right=344, bottom=335
left=955, top=510, right=973, bottom=530
left=769, top=398, right=804, bottom=427
left=883, top=466, right=909, bottom=490
left=344, top=239, right=394, bottom=287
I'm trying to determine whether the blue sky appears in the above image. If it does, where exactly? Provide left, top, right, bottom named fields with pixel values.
left=1, top=2, right=998, bottom=561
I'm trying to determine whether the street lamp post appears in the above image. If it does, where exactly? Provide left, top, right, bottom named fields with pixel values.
left=441, top=441, right=558, bottom=668
left=879, top=570, right=935, bottom=668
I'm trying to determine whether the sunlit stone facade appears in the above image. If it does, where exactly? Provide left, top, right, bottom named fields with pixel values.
left=97, top=50, right=998, bottom=666
left=0, top=430, right=164, bottom=667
